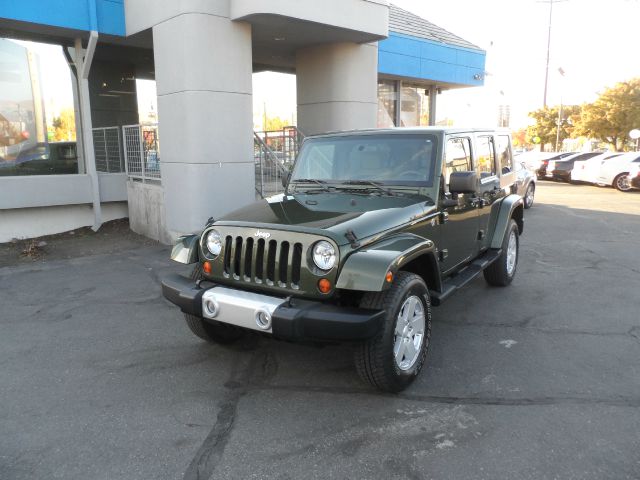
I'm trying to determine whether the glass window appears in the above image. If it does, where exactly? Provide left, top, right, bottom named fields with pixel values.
left=444, top=137, right=472, bottom=186
left=476, top=136, right=496, bottom=177
left=377, top=80, right=397, bottom=128
left=496, top=135, right=512, bottom=174
left=0, top=38, right=78, bottom=176
left=400, top=85, right=430, bottom=127
left=291, top=135, right=437, bottom=186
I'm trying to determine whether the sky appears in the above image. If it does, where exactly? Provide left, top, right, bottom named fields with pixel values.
left=254, top=0, right=640, bottom=129
left=8, top=0, right=639, bottom=131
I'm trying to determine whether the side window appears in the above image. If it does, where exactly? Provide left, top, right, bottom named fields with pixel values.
left=476, top=136, right=496, bottom=178
left=444, top=137, right=472, bottom=187
left=496, top=135, right=512, bottom=174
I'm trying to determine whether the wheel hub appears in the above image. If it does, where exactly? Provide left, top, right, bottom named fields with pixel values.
left=393, top=295, right=425, bottom=371
left=506, top=231, right=517, bottom=276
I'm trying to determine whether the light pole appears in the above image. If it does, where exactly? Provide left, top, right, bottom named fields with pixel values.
left=555, top=67, right=565, bottom=152
left=540, top=0, right=567, bottom=107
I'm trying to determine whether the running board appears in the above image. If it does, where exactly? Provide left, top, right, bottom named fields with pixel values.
left=431, top=249, right=502, bottom=306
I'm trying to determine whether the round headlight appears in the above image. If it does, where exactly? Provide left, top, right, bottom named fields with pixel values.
left=312, top=241, right=336, bottom=271
left=205, top=229, right=222, bottom=257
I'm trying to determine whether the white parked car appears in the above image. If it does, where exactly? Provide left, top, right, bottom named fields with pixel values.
left=594, top=152, right=640, bottom=191
left=627, top=163, right=640, bottom=190
left=570, top=152, right=623, bottom=183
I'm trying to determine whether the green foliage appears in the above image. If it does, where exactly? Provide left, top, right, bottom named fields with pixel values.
left=526, top=105, right=581, bottom=150
left=573, top=78, right=640, bottom=151
left=51, top=108, right=76, bottom=142
left=264, top=116, right=289, bottom=132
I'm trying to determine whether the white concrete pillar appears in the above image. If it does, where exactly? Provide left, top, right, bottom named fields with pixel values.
left=296, top=42, right=378, bottom=136
left=152, top=4, right=254, bottom=238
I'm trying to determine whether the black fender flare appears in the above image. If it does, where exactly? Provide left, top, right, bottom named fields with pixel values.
left=336, top=234, right=439, bottom=292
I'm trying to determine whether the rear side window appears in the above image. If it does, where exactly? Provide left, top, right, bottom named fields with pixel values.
left=444, top=137, right=472, bottom=186
left=496, top=135, right=512, bottom=174
left=476, top=136, right=496, bottom=177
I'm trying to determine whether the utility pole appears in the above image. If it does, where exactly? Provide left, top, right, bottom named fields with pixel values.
left=555, top=67, right=565, bottom=151
left=539, top=0, right=567, bottom=108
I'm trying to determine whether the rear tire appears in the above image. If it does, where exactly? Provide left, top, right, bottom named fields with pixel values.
left=613, top=173, right=632, bottom=192
left=484, top=219, right=519, bottom=287
left=354, top=272, right=432, bottom=393
left=524, top=183, right=535, bottom=209
left=183, top=265, right=244, bottom=344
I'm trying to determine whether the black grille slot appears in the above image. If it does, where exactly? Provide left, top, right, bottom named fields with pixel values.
left=255, top=239, right=265, bottom=280
left=291, top=243, right=303, bottom=285
left=278, top=241, right=290, bottom=285
left=223, top=235, right=233, bottom=274
left=233, top=237, right=243, bottom=277
left=244, top=238, right=254, bottom=279
left=219, top=232, right=308, bottom=289
left=266, top=240, right=277, bottom=282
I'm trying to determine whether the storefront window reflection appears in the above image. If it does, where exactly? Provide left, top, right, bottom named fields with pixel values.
left=0, top=38, right=78, bottom=176
left=377, top=80, right=397, bottom=128
left=377, top=80, right=431, bottom=128
left=400, top=85, right=429, bottom=127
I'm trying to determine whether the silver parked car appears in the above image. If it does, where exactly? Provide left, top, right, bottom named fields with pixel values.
left=514, top=161, right=536, bottom=209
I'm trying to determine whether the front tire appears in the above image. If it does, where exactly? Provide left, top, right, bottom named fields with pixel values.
left=484, top=219, right=519, bottom=286
left=183, top=265, right=244, bottom=344
left=354, top=272, right=432, bottom=393
left=613, top=173, right=632, bottom=192
left=524, top=183, right=535, bottom=209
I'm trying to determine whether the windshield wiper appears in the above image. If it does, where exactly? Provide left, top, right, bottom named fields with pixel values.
left=337, top=180, right=399, bottom=196
left=289, top=178, right=335, bottom=193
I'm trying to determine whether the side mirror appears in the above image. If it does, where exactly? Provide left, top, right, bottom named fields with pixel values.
left=449, top=171, right=478, bottom=194
left=281, top=172, right=291, bottom=188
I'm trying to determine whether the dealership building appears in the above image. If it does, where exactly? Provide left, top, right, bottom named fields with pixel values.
left=0, top=0, right=485, bottom=243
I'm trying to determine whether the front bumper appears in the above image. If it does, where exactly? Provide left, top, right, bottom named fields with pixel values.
left=161, top=274, right=384, bottom=342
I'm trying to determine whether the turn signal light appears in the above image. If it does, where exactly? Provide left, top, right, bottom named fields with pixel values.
left=203, top=261, right=212, bottom=274
left=318, top=278, right=332, bottom=294
left=385, top=271, right=394, bottom=283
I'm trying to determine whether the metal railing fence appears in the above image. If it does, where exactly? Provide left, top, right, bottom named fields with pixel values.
left=254, top=126, right=304, bottom=197
left=92, top=126, right=123, bottom=173
left=122, top=123, right=161, bottom=182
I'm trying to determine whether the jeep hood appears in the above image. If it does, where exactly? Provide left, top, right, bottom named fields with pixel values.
left=216, top=192, right=435, bottom=246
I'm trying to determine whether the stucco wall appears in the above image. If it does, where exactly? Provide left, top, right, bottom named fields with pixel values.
left=0, top=173, right=126, bottom=210
left=297, top=42, right=379, bottom=135
left=126, top=181, right=171, bottom=244
left=0, top=202, right=128, bottom=243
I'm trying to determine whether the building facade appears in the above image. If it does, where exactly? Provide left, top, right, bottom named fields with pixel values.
left=0, top=0, right=485, bottom=243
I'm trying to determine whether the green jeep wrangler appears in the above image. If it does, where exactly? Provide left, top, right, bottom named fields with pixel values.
left=162, top=128, right=524, bottom=392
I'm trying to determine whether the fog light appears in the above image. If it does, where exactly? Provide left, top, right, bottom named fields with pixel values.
left=203, top=298, right=219, bottom=317
left=318, top=278, right=332, bottom=294
left=255, top=309, right=272, bottom=330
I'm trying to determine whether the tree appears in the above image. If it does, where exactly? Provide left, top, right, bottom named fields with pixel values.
left=51, top=108, right=76, bottom=142
left=526, top=104, right=581, bottom=151
left=511, top=128, right=529, bottom=149
left=264, top=116, right=289, bottom=132
left=573, top=78, right=640, bottom=151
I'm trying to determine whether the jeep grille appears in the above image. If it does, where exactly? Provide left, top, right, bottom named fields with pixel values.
left=223, top=235, right=303, bottom=289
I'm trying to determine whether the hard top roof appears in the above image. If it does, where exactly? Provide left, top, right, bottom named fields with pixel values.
left=308, top=127, right=511, bottom=139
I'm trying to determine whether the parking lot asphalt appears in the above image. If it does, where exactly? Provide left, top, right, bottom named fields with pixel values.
left=1, top=182, right=639, bottom=480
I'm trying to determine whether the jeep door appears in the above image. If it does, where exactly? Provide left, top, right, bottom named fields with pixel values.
left=474, top=134, right=508, bottom=249
left=438, top=136, right=479, bottom=273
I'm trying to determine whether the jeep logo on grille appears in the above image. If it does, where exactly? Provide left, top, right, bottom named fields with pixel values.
left=254, top=230, right=271, bottom=239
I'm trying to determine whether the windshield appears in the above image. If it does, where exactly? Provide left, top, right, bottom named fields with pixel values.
left=290, top=134, right=437, bottom=188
